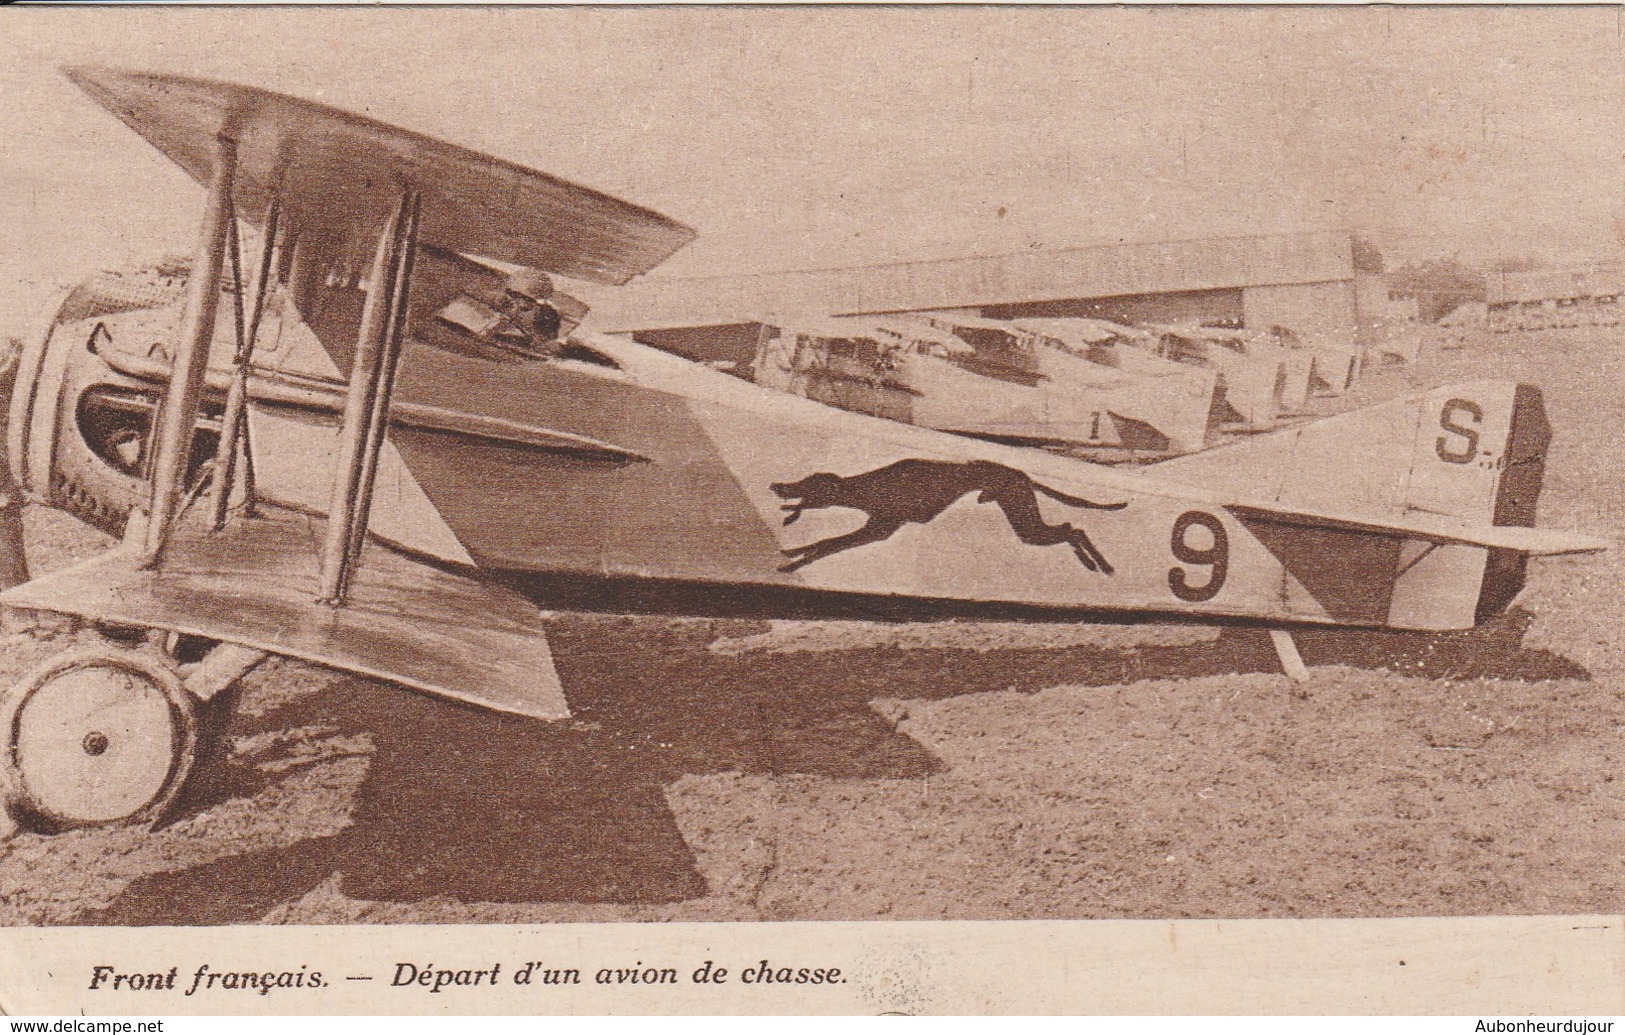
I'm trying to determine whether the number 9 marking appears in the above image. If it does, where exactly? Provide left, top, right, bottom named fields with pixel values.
left=1169, top=511, right=1229, bottom=602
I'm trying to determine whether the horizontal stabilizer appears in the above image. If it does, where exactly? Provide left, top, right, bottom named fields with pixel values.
left=1228, top=502, right=1610, bottom=556
left=1159, top=379, right=1611, bottom=559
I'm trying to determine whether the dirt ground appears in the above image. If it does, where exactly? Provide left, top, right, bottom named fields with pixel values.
left=0, top=324, right=1621, bottom=926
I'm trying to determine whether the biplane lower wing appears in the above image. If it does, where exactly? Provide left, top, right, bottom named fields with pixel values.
left=0, top=507, right=570, bottom=721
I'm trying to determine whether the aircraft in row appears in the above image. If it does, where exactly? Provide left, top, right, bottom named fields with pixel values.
left=743, top=308, right=1368, bottom=461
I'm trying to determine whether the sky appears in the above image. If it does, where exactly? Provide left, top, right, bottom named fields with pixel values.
left=4, top=6, right=1625, bottom=331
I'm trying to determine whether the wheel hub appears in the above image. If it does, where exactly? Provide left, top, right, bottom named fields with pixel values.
left=1, top=649, right=198, bottom=830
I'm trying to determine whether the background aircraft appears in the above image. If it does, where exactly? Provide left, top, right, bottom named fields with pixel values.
left=749, top=314, right=1204, bottom=455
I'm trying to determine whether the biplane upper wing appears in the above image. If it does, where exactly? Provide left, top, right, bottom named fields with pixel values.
left=64, top=66, right=695, bottom=285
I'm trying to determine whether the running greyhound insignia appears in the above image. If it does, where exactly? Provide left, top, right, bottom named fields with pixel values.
left=770, top=459, right=1128, bottom=573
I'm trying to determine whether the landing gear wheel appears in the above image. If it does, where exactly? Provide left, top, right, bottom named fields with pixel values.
left=1, top=649, right=199, bottom=832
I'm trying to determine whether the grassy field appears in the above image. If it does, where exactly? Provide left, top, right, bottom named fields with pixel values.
left=0, top=325, right=1620, bottom=925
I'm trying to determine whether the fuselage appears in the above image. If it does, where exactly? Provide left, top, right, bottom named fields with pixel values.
left=8, top=266, right=1539, bottom=632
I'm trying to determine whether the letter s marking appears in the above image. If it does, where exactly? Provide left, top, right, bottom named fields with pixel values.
left=1436, top=398, right=1482, bottom=464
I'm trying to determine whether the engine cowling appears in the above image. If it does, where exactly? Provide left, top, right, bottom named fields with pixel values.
left=10, top=265, right=218, bottom=537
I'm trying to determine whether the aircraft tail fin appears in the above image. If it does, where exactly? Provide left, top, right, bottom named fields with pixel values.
left=1152, top=381, right=1585, bottom=628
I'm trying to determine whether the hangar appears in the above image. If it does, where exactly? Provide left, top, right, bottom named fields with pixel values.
left=1484, top=266, right=1622, bottom=332
left=585, top=229, right=1360, bottom=369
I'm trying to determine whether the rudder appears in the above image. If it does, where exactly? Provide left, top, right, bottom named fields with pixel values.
left=1477, top=383, right=1548, bottom=619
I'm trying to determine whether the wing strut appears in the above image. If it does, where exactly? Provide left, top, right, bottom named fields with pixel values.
left=209, top=195, right=281, bottom=530
left=316, top=188, right=421, bottom=605
left=140, top=135, right=238, bottom=567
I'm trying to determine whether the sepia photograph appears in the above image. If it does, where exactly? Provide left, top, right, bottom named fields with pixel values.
left=0, top=2, right=1621, bottom=1013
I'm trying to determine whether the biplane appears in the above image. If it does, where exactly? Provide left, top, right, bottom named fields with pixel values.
left=0, top=67, right=1607, bottom=834
left=913, top=313, right=1213, bottom=456
left=1264, top=323, right=1361, bottom=398
left=1001, top=316, right=1219, bottom=454
left=1139, top=322, right=1306, bottom=430
left=749, top=314, right=1207, bottom=456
